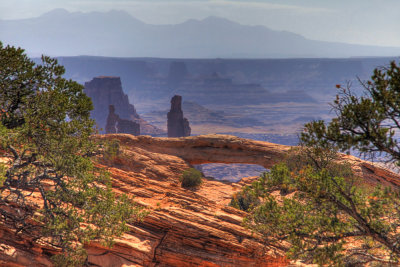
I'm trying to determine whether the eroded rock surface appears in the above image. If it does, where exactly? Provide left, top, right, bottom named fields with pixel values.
left=1, top=134, right=400, bottom=266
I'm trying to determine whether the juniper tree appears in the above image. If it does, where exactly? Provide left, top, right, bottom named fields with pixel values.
left=302, top=61, right=400, bottom=162
left=0, top=42, right=147, bottom=266
left=233, top=61, right=400, bottom=266
left=239, top=149, right=400, bottom=266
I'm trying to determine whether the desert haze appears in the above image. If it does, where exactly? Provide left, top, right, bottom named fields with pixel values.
left=2, top=9, right=400, bottom=58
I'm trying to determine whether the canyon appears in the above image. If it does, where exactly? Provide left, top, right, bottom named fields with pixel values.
left=1, top=134, right=400, bottom=266
left=52, top=56, right=399, bottom=139
left=1, top=7, right=399, bottom=267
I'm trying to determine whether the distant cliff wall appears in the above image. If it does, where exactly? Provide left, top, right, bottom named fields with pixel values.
left=167, top=61, right=189, bottom=88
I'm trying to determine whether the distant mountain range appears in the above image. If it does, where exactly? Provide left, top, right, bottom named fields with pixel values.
left=1, top=8, right=400, bottom=58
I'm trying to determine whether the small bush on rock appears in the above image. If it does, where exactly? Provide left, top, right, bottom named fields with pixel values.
left=229, top=185, right=260, bottom=211
left=180, top=168, right=203, bottom=188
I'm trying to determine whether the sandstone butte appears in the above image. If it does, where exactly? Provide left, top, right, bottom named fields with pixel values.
left=1, top=134, right=400, bottom=267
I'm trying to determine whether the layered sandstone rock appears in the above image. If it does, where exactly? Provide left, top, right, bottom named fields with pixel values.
left=84, top=76, right=164, bottom=135
left=167, top=95, right=191, bottom=137
left=2, top=134, right=400, bottom=266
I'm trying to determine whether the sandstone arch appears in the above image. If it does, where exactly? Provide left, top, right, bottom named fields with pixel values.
left=99, top=134, right=400, bottom=187
left=106, top=134, right=289, bottom=168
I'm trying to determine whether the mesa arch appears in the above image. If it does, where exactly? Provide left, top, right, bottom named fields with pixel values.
left=98, top=133, right=400, bottom=187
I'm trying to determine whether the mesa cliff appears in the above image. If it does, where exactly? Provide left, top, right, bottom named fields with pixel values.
left=1, top=134, right=400, bottom=266
left=84, top=76, right=164, bottom=135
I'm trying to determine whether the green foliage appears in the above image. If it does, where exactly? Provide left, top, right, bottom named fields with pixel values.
left=0, top=44, right=37, bottom=128
left=180, top=168, right=203, bottom=188
left=301, top=61, right=400, bottom=162
left=236, top=147, right=400, bottom=265
left=230, top=185, right=260, bottom=211
left=0, top=42, right=147, bottom=266
left=232, top=61, right=400, bottom=265
left=0, top=163, right=6, bottom=186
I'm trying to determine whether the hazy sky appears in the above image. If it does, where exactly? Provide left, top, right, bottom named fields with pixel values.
left=1, top=0, right=400, bottom=47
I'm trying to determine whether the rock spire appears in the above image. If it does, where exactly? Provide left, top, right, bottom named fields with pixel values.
left=105, top=105, right=140, bottom=135
left=167, top=95, right=191, bottom=137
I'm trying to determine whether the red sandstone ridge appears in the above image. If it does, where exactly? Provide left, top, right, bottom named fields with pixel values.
left=103, top=134, right=400, bottom=187
left=1, top=134, right=400, bottom=266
